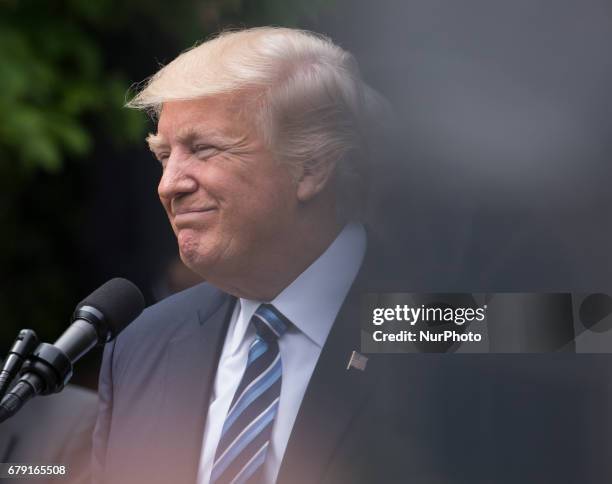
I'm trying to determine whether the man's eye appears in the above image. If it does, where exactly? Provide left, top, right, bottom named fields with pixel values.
left=194, top=145, right=218, bottom=159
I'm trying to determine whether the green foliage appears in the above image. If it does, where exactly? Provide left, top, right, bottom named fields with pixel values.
left=0, top=1, right=146, bottom=174
left=0, top=0, right=151, bottom=346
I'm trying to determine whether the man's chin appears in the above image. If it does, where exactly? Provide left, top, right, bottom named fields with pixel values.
left=175, top=233, right=205, bottom=270
left=177, top=251, right=202, bottom=274
left=177, top=243, right=219, bottom=281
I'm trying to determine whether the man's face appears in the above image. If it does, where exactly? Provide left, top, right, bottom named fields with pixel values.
left=149, top=94, right=299, bottom=284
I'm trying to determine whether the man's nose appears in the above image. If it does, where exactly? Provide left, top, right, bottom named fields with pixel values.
left=157, top=155, right=198, bottom=201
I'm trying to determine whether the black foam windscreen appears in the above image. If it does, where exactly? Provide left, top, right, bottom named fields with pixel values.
left=77, top=278, right=145, bottom=339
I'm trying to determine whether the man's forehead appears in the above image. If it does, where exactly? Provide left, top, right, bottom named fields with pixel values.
left=160, top=92, right=253, bottom=119
left=146, top=93, right=259, bottom=150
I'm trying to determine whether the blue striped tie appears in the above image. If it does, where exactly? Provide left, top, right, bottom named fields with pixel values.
left=210, top=304, right=290, bottom=484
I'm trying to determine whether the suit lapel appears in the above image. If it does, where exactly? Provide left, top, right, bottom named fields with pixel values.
left=153, top=293, right=236, bottom=484
left=277, top=242, right=382, bottom=484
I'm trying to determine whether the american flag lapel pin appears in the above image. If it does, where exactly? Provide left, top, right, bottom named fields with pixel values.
left=346, top=350, right=368, bottom=371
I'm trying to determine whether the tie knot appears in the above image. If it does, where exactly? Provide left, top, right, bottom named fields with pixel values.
left=251, top=304, right=290, bottom=342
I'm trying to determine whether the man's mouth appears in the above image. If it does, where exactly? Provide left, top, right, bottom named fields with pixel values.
left=172, top=207, right=217, bottom=226
left=173, top=207, right=216, bottom=216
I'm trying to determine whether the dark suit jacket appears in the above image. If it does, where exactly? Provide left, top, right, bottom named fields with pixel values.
left=92, top=246, right=612, bottom=484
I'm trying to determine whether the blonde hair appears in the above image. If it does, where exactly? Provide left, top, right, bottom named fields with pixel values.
left=128, top=27, right=387, bottom=220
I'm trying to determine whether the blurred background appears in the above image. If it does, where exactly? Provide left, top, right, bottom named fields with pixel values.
left=1, top=0, right=612, bottom=388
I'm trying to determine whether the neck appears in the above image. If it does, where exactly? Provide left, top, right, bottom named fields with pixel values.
left=216, top=214, right=343, bottom=301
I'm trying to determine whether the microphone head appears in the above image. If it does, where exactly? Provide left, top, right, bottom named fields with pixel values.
left=76, top=278, right=145, bottom=341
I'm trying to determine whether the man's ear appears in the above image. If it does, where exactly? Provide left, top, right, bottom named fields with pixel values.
left=296, top=158, right=336, bottom=202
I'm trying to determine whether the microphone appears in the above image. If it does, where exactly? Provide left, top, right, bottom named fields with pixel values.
left=0, top=329, right=39, bottom=399
left=0, top=278, right=144, bottom=423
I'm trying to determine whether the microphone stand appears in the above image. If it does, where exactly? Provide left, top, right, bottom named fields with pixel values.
left=0, top=329, right=39, bottom=400
left=0, top=340, right=74, bottom=423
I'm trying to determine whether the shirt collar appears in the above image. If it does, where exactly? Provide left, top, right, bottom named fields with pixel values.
left=238, top=222, right=367, bottom=348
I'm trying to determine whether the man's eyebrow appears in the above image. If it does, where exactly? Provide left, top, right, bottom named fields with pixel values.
left=175, top=127, right=231, bottom=146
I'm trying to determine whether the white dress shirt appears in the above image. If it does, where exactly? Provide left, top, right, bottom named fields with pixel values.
left=196, top=223, right=366, bottom=484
